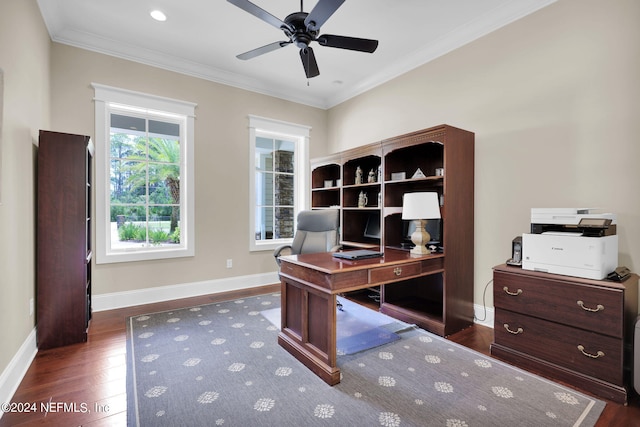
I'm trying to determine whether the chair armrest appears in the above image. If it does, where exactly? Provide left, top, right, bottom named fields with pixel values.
left=273, top=245, right=293, bottom=266
left=329, top=244, right=342, bottom=253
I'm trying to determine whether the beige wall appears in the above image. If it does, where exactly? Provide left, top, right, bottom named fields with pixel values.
left=0, top=0, right=51, bottom=374
left=50, top=43, right=328, bottom=295
left=327, top=0, right=640, bottom=309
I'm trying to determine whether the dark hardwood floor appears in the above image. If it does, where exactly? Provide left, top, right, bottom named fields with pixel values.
left=1, top=285, right=638, bottom=426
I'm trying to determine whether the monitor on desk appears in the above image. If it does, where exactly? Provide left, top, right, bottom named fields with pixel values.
left=363, top=212, right=381, bottom=239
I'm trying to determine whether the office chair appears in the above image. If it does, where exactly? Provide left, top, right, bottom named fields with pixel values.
left=274, top=209, right=343, bottom=310
left=273, top=209, right=341, bottom=266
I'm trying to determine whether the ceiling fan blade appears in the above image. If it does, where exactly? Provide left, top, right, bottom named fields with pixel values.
left=304, top=0, right=345, bottom=31
left=227, top=0, right=292, bottom=32
left=317, top=34, right=378, bottom=53
left=300, top=47, right=320, bottom=78
left=237, top=41, right=292, bottom=60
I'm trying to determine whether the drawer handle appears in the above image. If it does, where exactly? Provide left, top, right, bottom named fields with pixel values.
left=577, top=300, right=605, bottom=312
left=503, top=323, right=524, bottom=335
left=503, top=286, right=522, bottom=296
left=577, top=345, right=605, bottom=359
left=393, top=267, right=402, bottom=276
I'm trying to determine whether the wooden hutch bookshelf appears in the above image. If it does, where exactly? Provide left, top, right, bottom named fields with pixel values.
left=310, top=124, right=474, bottom=336
left=37, top=130, right=94, bottom=349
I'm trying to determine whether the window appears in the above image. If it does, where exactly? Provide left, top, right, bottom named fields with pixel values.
left=92, top=83, right=196, bottom=263
left=249, top=116, right=309, bottom=251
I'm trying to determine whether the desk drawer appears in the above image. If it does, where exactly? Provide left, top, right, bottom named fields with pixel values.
left=370, top=262, right=421, bottom=283
left=494, top=271, right=623, bottom=338
left=494, top=309, right=623, bottom=385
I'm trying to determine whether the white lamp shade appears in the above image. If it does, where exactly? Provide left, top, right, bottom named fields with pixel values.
left=402, top=192, right=441, bottom=220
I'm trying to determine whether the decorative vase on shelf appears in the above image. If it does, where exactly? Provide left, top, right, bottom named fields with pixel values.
left=358, top=191, right=368, bottom=208
left=368, top=169, right=376, bottom=183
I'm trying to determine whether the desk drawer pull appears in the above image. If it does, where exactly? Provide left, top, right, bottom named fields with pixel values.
left=577, top=300, right=604, bottom=312
left=577, top=345, right=605, bottom=359
left=393, top=267, right=402, bottom=276
left=503, top=323, right=524, bottom=335
left=503, top=286, right=522, bottom=296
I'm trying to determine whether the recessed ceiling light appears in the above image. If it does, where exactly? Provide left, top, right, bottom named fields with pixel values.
left=150, top=10, right=167, bottom=22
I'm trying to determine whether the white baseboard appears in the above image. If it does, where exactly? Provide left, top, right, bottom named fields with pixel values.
left=0, top=328, right=37, bottom=420
left=473, top=303, right=495, bottom=329
left=92, top=271, right=280, bottom=312
left=94, top=274, right=495, bottom=327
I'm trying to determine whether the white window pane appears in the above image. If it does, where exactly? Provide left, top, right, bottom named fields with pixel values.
left=255, top=171, right=273, bottom=206
left=148, top=136, right=180, bottom=163
left=149, top=205, right=180, bottom=245
left=110, top=132, right=139, bottom=158
left=255, top=207, right=273, bottom=240
left=274, top=207, right=294, bottom=239
left=274, top=174, right=294, bottom=206
left=110, top=159, right=146, bottom=204
left=274, top=140, right=294, bottom=173
left=255, top=137, right=273, bottom=171
left=112, top=206, right=148, bottom=249
left=149, top=163, right=180, bottom=204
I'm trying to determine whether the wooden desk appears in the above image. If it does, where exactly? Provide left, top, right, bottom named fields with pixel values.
left=277, top=249, right=444, bottom=385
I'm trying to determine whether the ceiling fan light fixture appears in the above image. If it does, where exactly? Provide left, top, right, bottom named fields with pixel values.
left=150, top=10, right=167, bottom=22
left=228, top=0, right=377, bottom=79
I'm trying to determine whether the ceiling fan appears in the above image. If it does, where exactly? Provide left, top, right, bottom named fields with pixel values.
left=227, top=0, right=379, bottom=78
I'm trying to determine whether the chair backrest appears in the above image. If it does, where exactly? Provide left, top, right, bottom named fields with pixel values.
left=290, top=209, right=340, bottom=255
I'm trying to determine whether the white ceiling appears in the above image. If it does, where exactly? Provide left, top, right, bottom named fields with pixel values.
left=37, top=0, right=555, bottom=109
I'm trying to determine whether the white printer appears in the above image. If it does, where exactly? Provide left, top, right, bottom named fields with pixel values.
left=522, top=208, right=618, bottom=280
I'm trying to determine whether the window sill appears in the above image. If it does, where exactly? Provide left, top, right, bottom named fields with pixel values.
left=250, top=239, right=293, bottom=252
left=96, top=246, right=194, bottom=264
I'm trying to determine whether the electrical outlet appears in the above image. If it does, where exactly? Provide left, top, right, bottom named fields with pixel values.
left=30, top=298, right=34, bottom=316
left=226, top=259, right=233, bottom=269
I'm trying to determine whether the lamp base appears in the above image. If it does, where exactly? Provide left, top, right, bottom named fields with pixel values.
left=409, top=219, right=432, bottom=256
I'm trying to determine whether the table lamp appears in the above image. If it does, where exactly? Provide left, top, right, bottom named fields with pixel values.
left=402, top=192, right=441, bottom=255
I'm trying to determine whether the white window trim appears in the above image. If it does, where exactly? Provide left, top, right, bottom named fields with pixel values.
left=248, top=115, right=310, bottom=252
left=92, top=83, right=196, bottom=263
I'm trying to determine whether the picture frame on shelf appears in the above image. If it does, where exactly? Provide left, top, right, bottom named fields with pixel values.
left=391, top=172, right=406, bottom=181
left=412, top=168, right=426, bottom=179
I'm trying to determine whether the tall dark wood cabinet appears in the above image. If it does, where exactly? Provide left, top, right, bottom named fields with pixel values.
left=37, top=130, right=94, bottom=350
left=311, top=124, right=475, bottom=336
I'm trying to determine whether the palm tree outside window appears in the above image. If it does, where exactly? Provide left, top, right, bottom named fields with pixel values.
left=109, top=113, right=182, bottom=250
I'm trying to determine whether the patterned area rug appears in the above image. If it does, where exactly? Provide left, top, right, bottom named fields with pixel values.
left=126, top=293, right=605, bottom=426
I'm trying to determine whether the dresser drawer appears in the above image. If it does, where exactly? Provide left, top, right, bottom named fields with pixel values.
left=370, top=262, right=421, bottom=283
left=494, top=309, right=623, bottom=385
left=494, top=271, right=624, bottom=338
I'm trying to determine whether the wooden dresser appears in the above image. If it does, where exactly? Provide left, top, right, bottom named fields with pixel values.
left=491, top=264, right=638, bottom=404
